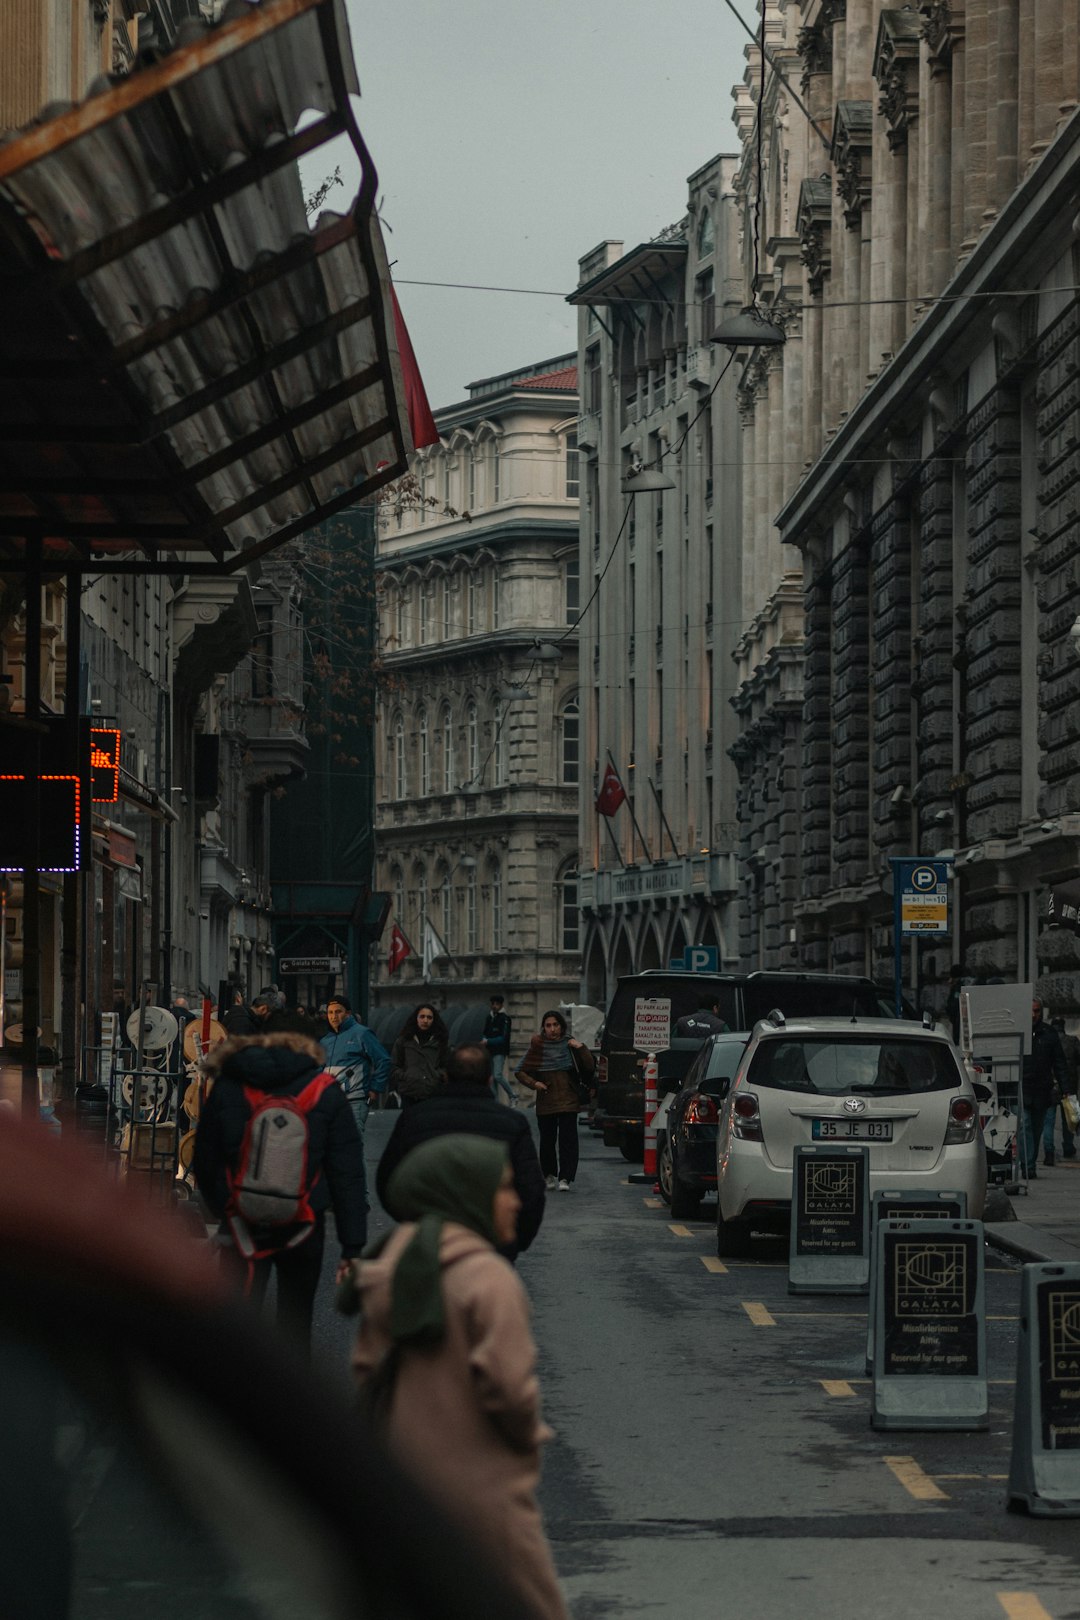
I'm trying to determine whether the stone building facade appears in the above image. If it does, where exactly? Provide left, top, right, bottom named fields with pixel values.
left=372, top=358, right=582, bottom=1033
left=569, top=157, right=744, bottom=1007
left=727, top=0, right=1080, bottom=1006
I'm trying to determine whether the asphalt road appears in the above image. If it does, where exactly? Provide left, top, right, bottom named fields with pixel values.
left=317, top=1108, right=1080, bottom=1620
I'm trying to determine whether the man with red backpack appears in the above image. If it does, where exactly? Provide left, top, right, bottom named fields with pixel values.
left=192, top=1031, right=368, bottom=1352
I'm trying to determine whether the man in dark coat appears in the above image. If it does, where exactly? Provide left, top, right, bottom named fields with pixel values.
left=376, top=1042, right=545, bottom=1261
left=192, top=1031, right=368, bottom=1349
left=674, top=996, right=730, bottom=1040
left=1021, top=999, right=1070, bottom=1176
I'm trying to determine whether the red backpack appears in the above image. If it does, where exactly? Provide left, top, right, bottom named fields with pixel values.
left=226, top=1073, right=336, bottom=1260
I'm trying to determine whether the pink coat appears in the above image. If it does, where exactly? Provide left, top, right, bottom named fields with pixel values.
left=351, top=1222, right=568, bottom=1620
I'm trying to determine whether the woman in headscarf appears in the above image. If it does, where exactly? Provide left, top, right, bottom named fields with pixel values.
left=514, top=1010, right=595, bottom=1192
left=350, top=1135, right=568, bottom=1620
left=390, top=1003, right=450, bottom=1105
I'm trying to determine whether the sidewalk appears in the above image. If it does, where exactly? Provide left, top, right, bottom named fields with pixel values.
left=986, top=1154, right=1080, bottom=1263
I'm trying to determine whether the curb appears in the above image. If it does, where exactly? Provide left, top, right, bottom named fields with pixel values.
left=984, top=1220, right=1080, bottom=1266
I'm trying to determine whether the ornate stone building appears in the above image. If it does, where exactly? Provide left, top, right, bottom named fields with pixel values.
left=569, top=157, right=744, bottom=1006
left=727, top=0, right=1080, bottom=1006
left=372, top=357, right=581, bottom=1032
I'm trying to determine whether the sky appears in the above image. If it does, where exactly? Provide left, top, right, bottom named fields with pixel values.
left=324, top=0, right=750, bottom=410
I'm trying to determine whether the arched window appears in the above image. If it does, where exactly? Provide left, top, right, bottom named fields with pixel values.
left=564, top=554, right=580, bottom=624
left=697, top=208, right=715, bottom=257
left=395, top=585, right=405, bottom=647
left=466, top=866, right=478, bottom=952
left=415, top=863, right=428, bottom=932
left=466, top=700, right=479, bottom=784
left=490, top=862, right=503, bottom=952
left=441, top=704, right=454, bottom=792
left=467, top=572, right=480, bottom=636
left=391, top=865, right=404, bottom=927
left=492, top=569, right=500, bottom=630
left=418, top=708, right=430, bottom=796
left=417, top=465, right=427, bottom=523
left=441, top=576, right=451, bottom=640
left=491, top=440, right=501, bottom=503
left=468, top=451, right=476, bottom=510
left=391, top=711, right=405, bottom=799
left=561, top=697, right=580, bottom=785
left=565, top=430, right=579, bottom=499
left=437, top=863, right=452, bottom=948
left=419, top=581, right=430, bottom=644
left=561, top=869, right=580, bottom=951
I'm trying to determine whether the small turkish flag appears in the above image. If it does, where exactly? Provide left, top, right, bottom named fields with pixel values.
left=387, top=923, right=412, bottom=975
left=594, top=763, right=627, bottom=818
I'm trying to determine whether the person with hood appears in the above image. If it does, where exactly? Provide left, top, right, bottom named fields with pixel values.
left=390, top=1004, right=449, bottom=1105
left=192, top=1032, right=368, bottom=1348
left=321, top=995, right=391, bottom=1141
left=514, top=1009, right=595, bottom=1191
left=376, top=1043, right=545, bottom=1261
left=350, top=1134, right=568, bottom=1620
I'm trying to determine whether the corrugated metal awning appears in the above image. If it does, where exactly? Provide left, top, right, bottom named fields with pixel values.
left=0, top=0, right=411, bottom=575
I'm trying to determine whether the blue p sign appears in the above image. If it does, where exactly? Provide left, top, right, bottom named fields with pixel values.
left=686, top=945, right=719, bottom=973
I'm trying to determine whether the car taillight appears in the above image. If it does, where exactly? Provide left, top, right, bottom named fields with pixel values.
left=732, top=1092, right=762, bottom=1141
left=685, top=1094, right=718, bottom=1125
left=598, top=1056, right=608, bottom=1085
left=946, top=1095, right=977, bottom=1144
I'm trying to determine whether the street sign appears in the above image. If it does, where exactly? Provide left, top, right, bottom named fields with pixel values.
left=871, top=1218, right=988, bottom=1431
left=1007, top=1262, right=1080, bottom=1515
left=788, top=1145, right=871, bottom=1295
left=279, top=957, right=343, bottom=975
left=896, top=859, right=950, bottom=935
left=632, top=996, right=671, bottom=1053
left=865, top=1191, right=969, bottom=1374
left=669, top=945, right=720, bottom=972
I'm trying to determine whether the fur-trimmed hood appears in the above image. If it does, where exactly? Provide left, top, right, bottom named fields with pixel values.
left=203, top=1031, right=327, bottom=1092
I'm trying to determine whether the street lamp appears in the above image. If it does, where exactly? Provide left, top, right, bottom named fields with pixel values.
left=710, top=304, right=786, bottom=348
left=620, top=456, right=676, bottom=495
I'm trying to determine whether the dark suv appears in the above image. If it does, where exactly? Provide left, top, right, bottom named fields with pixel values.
left=595, top=970, right=901, bottom=1160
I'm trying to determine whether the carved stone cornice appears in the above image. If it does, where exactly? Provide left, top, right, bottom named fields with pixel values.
left=797, top=178, right=833, bottom=293
left=796, top=22, right=833, bottom=91
left=919, top=0, right=964, bottom=74
left=830, top=100, right=874, bottom=228
left=874, top=10, right=923, bottom=151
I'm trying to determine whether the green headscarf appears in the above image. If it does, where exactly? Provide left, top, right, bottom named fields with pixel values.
left=384, top=1134, right=510, bottom=1346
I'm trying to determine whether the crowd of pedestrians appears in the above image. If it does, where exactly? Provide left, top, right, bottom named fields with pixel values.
left=190, top=990, right=583, bottom=1618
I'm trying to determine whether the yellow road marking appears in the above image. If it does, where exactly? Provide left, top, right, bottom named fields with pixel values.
left=700, top=1256, right=727, bottom=1274
left=742, top=1301, right=776, bottom=1326
left=643, top=1197, right=663, bottom=1208
left=821, top=1380, right=856, bottom=1397
left=668, top=1223, right=693, bottom=1237
left=884, top=1455, right=949, bottom=1502
left=999, top=1596, right=1054, bottom=1620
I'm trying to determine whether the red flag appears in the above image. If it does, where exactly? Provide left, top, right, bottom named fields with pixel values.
left=387, top=923, right=412, bottom=975
left=390, top=286, right=440, bottom=450
left=594, top=763, right=627, bottom=817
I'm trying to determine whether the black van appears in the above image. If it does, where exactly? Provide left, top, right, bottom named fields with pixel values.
left=595, top=970, right=902, bottom=1159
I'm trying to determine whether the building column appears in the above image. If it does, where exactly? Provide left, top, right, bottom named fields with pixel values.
left=1032, top=0, right=1064, bottom=156
left=963, top=0, right=989, bottom=246
left=992, top=0, right=1020, bottom=206
left=1018, top=0, right=1036, bottom=157
left=802, top=289, right=823, bottom=467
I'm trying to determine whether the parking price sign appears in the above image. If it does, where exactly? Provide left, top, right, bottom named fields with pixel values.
left=633, top=997, right=671, bottom=1053
left=890, top=856, right=951, bottom=1016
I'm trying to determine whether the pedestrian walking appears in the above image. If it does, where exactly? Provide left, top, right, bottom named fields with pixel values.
left=390, top=1004, right=449, bottom=1105
left=514, top=1009, right=595, bottom=1191
left=221, top=987, right=259, bottom=1037
left=349, top=1134, right=569, bottom=1620
left=377, top=1042, right=545, bottom=1260
left=192, top=1032, right=368, bottom=1351
left=1044, top=1016, right=1079, bottom=1162
left=321, top=995, right=391, bottom=1142
left=1021, top=999, right=1069, bottom=1175
left=483, top=993, right=516, bottom=1105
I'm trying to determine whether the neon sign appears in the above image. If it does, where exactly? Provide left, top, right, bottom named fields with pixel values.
left=90, top=727, right=121, bottom=802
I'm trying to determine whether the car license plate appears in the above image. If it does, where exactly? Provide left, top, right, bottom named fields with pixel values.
left=811, top=1119, right=893, bottom=1141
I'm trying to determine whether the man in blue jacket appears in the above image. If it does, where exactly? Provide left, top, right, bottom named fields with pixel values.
left=321, top=996, right=391, bottom=1142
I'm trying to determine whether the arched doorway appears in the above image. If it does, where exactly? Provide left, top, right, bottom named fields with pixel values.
left=584, top=929, right=606, bottom=1008
left=699, top=907, right=723, bottom=955
left=638, top=923, right=662, bottom=972
left=668, top=914, right=690, bottom=966
left=611, top=926, right=633, bottom=984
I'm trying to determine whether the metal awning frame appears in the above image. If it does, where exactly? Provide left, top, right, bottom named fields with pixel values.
left=0, top=0, right=409, bottom=577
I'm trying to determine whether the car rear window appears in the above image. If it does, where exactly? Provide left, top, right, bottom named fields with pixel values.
left=748, top=1038, right=961, bottom=1096
left=605, top=980, right=741, bottom=1044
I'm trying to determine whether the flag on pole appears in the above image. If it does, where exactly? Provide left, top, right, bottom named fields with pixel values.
left=595, top=761, right=627, bottom=817
left=421, top=917, right=451, bottom=978
left=390, top=286, right=440, bottom=450
left=387, top=923, right=412, bottom=975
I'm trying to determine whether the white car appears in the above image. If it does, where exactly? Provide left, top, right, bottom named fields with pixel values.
left=715, top=1014, right=987, bottom=1256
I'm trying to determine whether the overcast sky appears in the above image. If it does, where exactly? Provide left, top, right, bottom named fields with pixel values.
left=332, top=1, right=749, bottom=409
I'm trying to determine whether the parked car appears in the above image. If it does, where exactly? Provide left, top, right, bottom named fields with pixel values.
left=597, top=971, right=905, bottom=1160
left=657, top=1032, right=748, bottom=1217
left=714, top=1014, right=988, bottom=1257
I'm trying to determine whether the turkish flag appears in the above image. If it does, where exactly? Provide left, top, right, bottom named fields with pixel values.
left=387, top=923, right=412, bottom=975
left=594, top=763, right=627, bottom=818
left=390, top=286, right=440, bottom=450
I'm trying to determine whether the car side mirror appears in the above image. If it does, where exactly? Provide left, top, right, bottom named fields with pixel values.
left=972, top=1082, right=992, bottom=1103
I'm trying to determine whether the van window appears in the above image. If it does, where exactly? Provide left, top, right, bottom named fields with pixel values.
left=605, top=979, right=740, bottom=1044
left=743, top=978, right=886, bottom=1023
left=748, top=1037, right=960, bottom=1096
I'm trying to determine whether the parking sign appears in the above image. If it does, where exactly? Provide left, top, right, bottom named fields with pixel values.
left=633, top=997, right=672, bottom=1053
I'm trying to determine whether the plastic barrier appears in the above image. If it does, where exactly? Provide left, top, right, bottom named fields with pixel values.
left=865, top=1191, right=968, bottom=1374
left=788, top=1145, right=871, bottom=1295
left=1007, top=1262, right=1080, bottom=1515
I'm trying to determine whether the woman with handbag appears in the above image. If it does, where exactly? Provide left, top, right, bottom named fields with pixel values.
left=514, top=1010, right=595, bottom=1191
left=349, top=1134, right=569, bottom=1620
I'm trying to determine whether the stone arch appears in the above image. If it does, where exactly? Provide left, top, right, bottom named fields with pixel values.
left=638, top=922, right=663, bottom=972
left=584, top=927, right=606, bottom=1007
left=668, top=913, right=691, bottom=965
left=611, top=925, right=634, bottom=984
